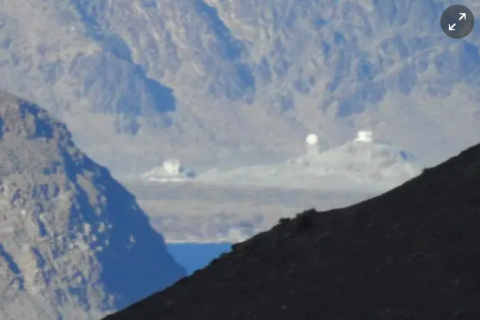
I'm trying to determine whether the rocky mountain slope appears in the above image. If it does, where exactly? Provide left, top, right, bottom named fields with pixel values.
left=0, top=91, right=186, bottom=319
left=0, top=0, right=479, bottom=173
left=103, top=139, right=480, bottom=319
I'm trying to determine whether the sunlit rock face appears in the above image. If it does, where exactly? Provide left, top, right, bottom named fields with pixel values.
left=0, top=91, right=186, bottom=320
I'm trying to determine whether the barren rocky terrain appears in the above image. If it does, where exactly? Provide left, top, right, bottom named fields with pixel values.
left=0, top=0, right=479, bottom=173
left=0, top=91, right=185, bottom=319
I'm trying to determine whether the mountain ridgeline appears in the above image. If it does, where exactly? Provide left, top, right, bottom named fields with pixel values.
left=0, top=0, right=479, bottom=172
left=104, top=140, right=480, bottom=319
left=0, top=91, right=186, bottom=320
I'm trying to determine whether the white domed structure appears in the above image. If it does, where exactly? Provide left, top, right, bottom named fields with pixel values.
left=163, top=158, right=181, bottom=176
left=355, top=131, right=373, bottom=142
left=305, top=133, right=320, bottom=154
left=306, top=133, right=319, bottom=146
left=142, top=157, right=196, bottom=183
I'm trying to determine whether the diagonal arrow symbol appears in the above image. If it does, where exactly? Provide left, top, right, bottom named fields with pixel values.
left=449, top=23, right=456, bottom=31
left=459, top=13, right=466, bottom=20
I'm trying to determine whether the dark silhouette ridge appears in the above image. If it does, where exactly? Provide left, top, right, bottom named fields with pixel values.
left=103, top=141, right=480, bottom=320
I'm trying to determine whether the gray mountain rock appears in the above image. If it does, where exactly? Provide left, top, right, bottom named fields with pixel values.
left=0, top=91, right=186, bottom=319
left=0, top=0, right=479, bottom=172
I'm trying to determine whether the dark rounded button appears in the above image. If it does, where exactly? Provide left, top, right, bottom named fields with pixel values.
left=440, top=5, right=474, bottom=39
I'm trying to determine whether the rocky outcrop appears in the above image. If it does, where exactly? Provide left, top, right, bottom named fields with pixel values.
left=0, top=91, right=186, bottom=320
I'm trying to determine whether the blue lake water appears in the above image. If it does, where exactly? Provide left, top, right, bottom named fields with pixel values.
left=166, top=242, right=232, bottom=275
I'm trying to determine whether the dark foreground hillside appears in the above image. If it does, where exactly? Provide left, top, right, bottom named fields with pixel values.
left=103, top=143, right=480, bottom=320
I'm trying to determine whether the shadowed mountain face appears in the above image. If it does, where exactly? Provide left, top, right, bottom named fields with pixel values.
left=0, top=0, right=479, bottom=172
left=103, top=141, right=480, bottom=319
left=0, top=91, right=186, bottom=320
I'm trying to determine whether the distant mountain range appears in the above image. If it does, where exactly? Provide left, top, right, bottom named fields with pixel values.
left=0, top=0, right=479, bottom=173
left=0, top=91, right=186, bottom=319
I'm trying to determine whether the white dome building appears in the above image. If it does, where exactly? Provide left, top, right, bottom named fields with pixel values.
left=306, top=133, right=319, bottom=146
left=355, top=131, right=373, bottom=142
left=141, top=158, right=196, bottom=182
left=305, top=133, right=320, bottom=154
left=162, top=158, right=181, bottom=176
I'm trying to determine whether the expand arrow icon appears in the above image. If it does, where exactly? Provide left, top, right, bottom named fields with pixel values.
left=459, top=13, right=466, bottom=20
left=449, top=23, right=456, bottom=31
